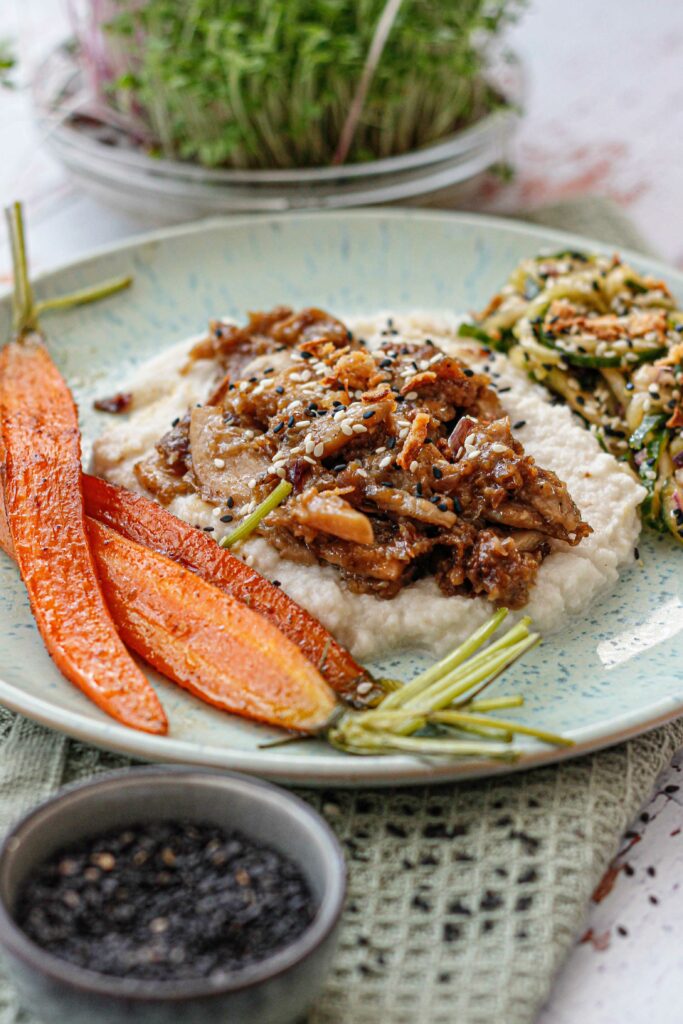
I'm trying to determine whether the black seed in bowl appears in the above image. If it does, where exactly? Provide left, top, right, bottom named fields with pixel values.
left=15, top=820, right=315, bottom=982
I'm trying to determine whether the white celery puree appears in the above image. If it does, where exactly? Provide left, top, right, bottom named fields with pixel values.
left=92, top=313, right=645, bottom=662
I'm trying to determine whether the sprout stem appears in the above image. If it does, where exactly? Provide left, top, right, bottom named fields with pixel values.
left=404, top=633, right=538, bottom=712
left=430, top=711, right=573, bottom=748
left=381, top=608, right=508, bottom=709
left=5, top=202, right=37, bottom=336
left=220, top=480, right=293, bottom=548
left=332, top=729, right=518, bottom=760
left=464, top=695, right=524, bottom=712
left=36, top=276, right=133, bottom=315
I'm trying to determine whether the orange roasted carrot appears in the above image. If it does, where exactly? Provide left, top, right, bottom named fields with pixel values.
left=82, top=473, right=380, bottom=705
left=0, top=496, right=337, bottom=732
left=0, top=203, right=167, bottom=735
left=87, top=518, right=337, bottom=731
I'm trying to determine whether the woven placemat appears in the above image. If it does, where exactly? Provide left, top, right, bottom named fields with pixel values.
left=0, top=198, right=679, bottom=1024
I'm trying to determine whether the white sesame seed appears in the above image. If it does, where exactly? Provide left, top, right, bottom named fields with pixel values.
left=399, top=428, right=409, bottom=439
left=248, top=478, right=257, bottom=489
left=243, top=429, right=255, bottom=440
left=305, top=439, right=316, bottom=454
left=295, top=419, right=311, bottom=428
left=239, top=381, right=250, bottom=392
left=313, top=442, right=325, bottom=457
left=352, top=423, right=368, bottom=434
left=490, top=443, right=507, bottom=454
left=356, top=468, right=368, bottom=478
left=275, top=467, right=286, bottom=478
left=213, top=458, right=225, bottom=468
left=404, top=391, right=418, bottom=401
left=212, top=506, right=223, bottom=518
left=379, top=455, right=392, bottom=469
left=375, top=446, right=386, bottom=454
left=303, top=455, right=316, bottom=465
left=356, top=681, right=374, bottom=695
left=341, top=422, right=354, bottom=436
left=409, top=460, right=419, bottom=473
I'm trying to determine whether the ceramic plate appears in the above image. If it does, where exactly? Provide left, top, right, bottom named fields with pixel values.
left=1, top=210, right=681, bottom=786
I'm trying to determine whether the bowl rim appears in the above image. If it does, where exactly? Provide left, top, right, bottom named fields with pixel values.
left=0, top=766, right=346, bottom=1002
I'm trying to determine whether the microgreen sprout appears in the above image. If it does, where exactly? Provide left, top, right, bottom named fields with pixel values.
left=220, top=480, right=293, bottom=548
left=71, top=0, right=523, bottom=169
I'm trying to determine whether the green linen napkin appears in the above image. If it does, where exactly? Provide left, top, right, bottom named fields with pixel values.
left=0, top=198, right=680, bottom=1024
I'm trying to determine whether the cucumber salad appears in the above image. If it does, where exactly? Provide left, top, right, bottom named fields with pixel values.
left=460, top=250, right=683, bottom=544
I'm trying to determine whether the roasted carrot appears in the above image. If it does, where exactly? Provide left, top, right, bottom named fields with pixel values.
left=0, top=494, right=337, bottom=731
left=86, top=518, right=338, bottom=731
left=82, top=473, right=380, bottom=705
left=0, top=203, right=167, bottom=735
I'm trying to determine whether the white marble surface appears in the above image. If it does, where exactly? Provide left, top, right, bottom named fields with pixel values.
left=1, top=1, right=682, bottom=1021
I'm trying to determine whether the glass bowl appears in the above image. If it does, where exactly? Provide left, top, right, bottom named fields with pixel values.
left=33, top=41, right=524, bottom=224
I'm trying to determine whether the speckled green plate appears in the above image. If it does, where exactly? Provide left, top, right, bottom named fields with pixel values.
left=1, top=210, right=681, bottom=786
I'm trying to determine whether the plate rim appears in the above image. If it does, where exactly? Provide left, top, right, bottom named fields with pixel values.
left=1, top=206, right=682, bottom=787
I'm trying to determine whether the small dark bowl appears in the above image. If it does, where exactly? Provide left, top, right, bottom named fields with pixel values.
left=0, top=767, right=346, bottom=1024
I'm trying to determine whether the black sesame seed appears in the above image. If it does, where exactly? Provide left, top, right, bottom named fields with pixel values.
left=433, top=466, right=443, bottom=479
left=362, top=410, right=375, bottom=420
left=452, top=497, right=462, bottom=514
left=497, top=386, right=511, bottom=394
left=513, top=420, right=526, bottom=430
left=273, top=422, right=285, bottom=434
left=287, top=416, right=296, bottom=428
left=220, top=515, right=234, bottom=523
left=333, top=464, right=347, bottom=473
left=17, top=821, right=314, bottom=981
left=275, top=385, right=285, bottom=395
left=300, top=351, right=313, bottom=360
left=202, top=526, right=214, bottom=532
left=171, top=417, right=180, bottom=427
left=386, top=437, right=397, bottom=450
left=380, top=359, right=393, bottom=369
left=463, top=368, right=474, bottom=378
left=248, top=376, right=258, bottom=383
left=438, top=502, right=448, bottom=512
left=227, top=497, right=235, bottom=509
